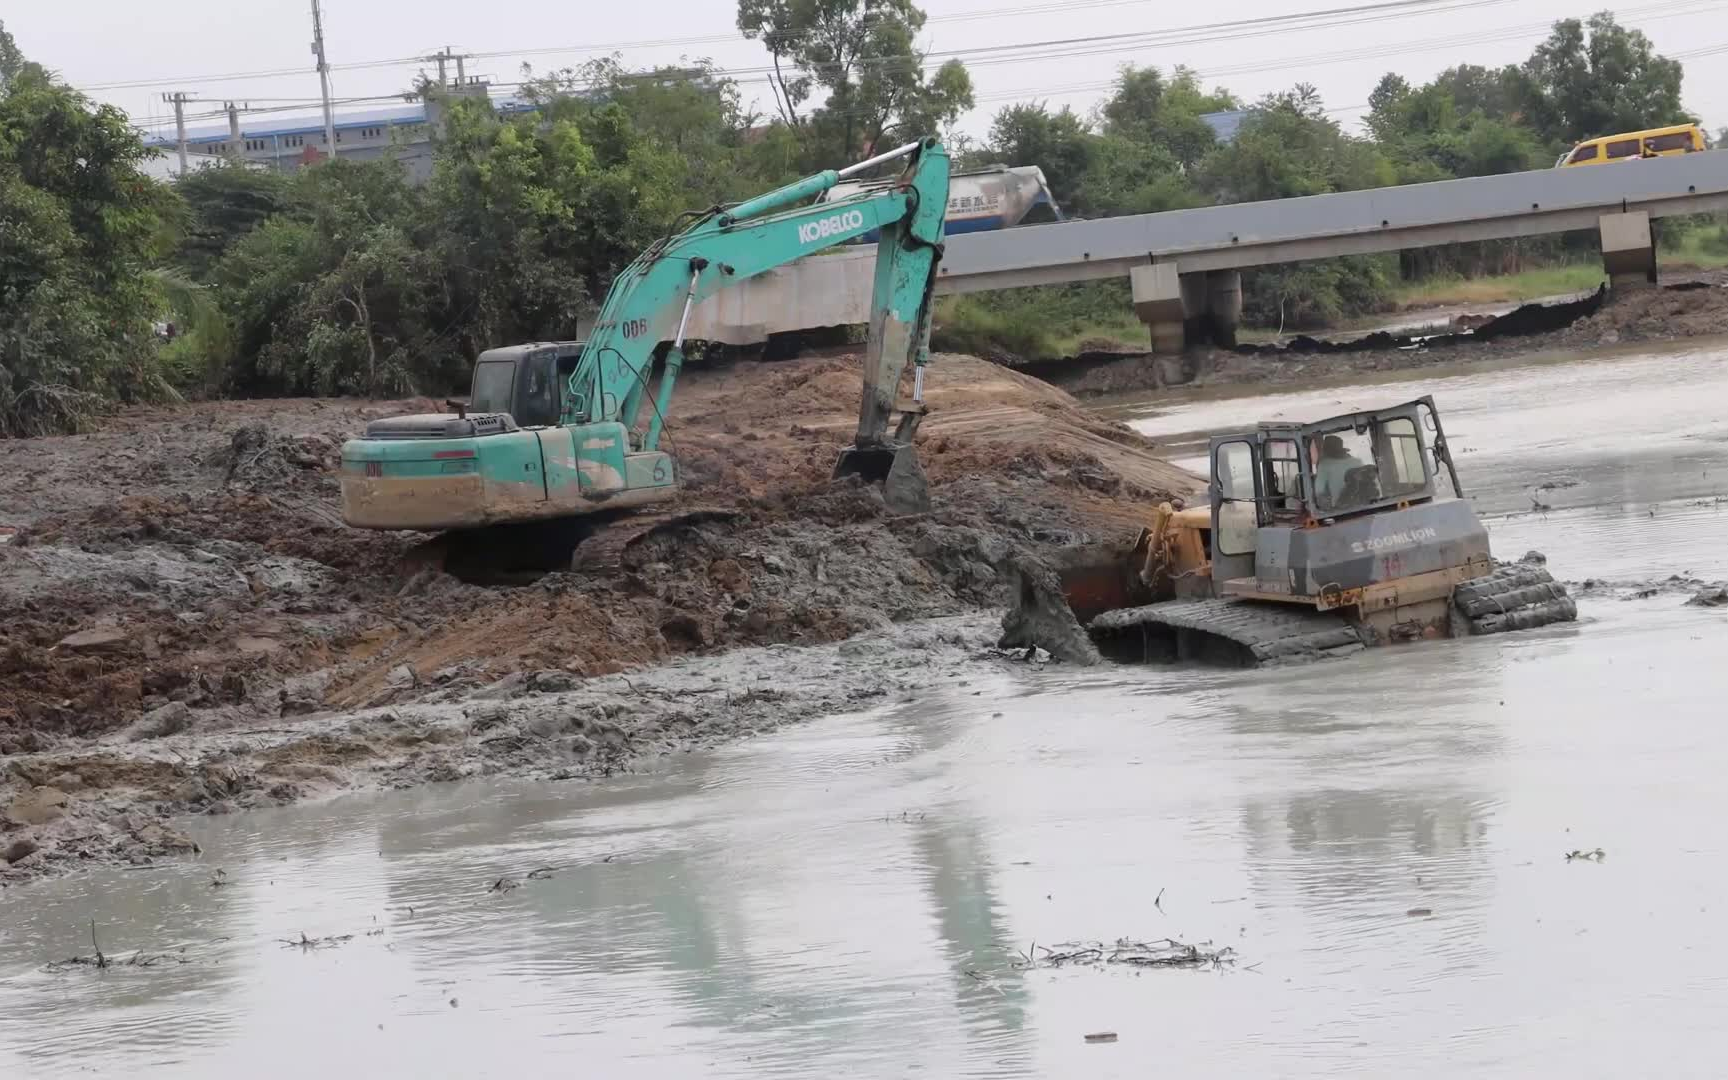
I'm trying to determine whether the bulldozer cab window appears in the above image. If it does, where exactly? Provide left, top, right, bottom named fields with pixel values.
left=1213, top=439, right=1259, bottom=556
left=1263, top=438, right=1303, bottom=517
left=1378, top=417, right=1428, bottom=497
left=1311, top=428, right=1373, bottom=512
left=1311, top=415, right=1431, bottom=514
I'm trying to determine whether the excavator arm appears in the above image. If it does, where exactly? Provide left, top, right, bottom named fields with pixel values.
left=564, top=138, right=951, bottom=477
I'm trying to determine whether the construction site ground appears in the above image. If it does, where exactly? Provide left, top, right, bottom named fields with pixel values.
left=0, top=353, right=1199, bottom=884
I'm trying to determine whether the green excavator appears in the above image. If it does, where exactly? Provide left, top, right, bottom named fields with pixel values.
left=338, top=138, right=952, bottom=561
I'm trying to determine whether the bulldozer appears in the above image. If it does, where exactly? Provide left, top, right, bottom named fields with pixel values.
left=1003, top=394, right=1577, bottom=666
left=336, top=138, right=952, bottom=567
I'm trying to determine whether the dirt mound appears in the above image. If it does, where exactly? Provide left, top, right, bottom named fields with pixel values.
left=0, top=350, right=1202, bottom=883
left=1552, top=282, right=1728, bottom=346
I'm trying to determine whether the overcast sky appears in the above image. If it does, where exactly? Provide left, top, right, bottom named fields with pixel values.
left=10, top=0, right=1727, bottom=145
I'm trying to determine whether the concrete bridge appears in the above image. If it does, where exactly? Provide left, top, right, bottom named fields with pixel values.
left=683, top=150, right=1728, bottom=352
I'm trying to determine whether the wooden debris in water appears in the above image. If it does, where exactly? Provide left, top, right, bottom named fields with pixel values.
left=43, top=920, right=195, bottom=973
left=1565, top=847, right=1606, bottom=862
left=278, top=931, right=355, bottom=950
left=1084, top=1032, right=1119, bottom=1043
left=1014, top=937, right=1237, bottom=972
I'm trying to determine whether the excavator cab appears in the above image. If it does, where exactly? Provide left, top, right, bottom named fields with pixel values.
left=464, top=342, right=587, bottom=429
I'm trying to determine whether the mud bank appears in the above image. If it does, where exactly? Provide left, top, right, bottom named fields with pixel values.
left=0, top=353, right=1198, bottom=885
left=1036, top=273, right=1728, bottom=398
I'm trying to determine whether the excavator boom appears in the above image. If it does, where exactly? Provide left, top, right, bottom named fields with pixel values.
left=339, top=138, right=951, bottom=533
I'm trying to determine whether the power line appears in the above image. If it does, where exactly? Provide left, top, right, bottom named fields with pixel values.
left=116, top=0, right=1726, bottom=138
left=79, top=0, right=1519, bottom=94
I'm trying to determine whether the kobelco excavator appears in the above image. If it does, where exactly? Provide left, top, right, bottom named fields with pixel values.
left=338, top=138, right=951, bottom=559
left=1003, top=395, right=1577, bottom=666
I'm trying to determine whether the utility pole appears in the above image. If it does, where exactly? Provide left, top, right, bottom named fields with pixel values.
left=310, top=0, right=337, bottom=154
left=423, top=47, right=471, bottom=89
left=225, top=101, right=242, bottom=161
left=162, top=91, right=191, bottom=175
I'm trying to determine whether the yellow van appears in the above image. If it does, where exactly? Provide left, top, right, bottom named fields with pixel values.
left=1556, top=123, right=1707, bottom=167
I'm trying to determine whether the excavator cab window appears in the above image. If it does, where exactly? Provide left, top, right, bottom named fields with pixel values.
left=470, top=360, right=517, bottom=417
left=514, top=350, right=559, bottom=428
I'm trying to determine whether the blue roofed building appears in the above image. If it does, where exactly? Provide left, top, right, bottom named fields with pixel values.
left=1199, top=109, right=1251, bottom=145
left=139, top=82, right=536, bottom=183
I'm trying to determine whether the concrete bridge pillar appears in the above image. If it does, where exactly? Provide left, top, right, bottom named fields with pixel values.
left=1204, top=269, right=1242, bottom=348
left=1131, top=263, right=1185, bottom=354
left=1599, top=211, right=1657, bottom=290
left=1134, top=264, right=1244, bottom=360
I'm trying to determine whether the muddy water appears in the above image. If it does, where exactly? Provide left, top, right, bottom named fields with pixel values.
left=1117, top=338, right=1728, bottom=582
left=4, top=344, right=1728, bottom=1078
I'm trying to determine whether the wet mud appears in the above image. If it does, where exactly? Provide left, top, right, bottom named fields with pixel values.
left=0, top=353, right=1198, bottom=884
left=1038, top=270, right=1728, bottom=398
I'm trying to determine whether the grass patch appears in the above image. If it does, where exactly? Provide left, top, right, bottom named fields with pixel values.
left=1391, top=264, right=1606, bottom=309
left=1658, top=228, right=1728, bottom=270
left=931, top=282, right=1146, bottom=361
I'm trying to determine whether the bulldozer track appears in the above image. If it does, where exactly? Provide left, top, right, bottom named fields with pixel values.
left=1453, top=562, right=1577, bottom=635
left=1089, top=598, right=1367, bottom=666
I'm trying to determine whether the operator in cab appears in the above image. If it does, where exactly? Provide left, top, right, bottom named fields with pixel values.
left=1312, top=434, right=1364, bottom=509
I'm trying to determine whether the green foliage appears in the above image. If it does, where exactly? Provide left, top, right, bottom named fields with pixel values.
left=0, top=69, right=175, bottom=435
left=1518, top=12, right=1688, bottom=147
left=932, top=281, right=1141, bottom=359
left=978, top=102, right=1092, bottom=210
left=1099, top=65, right=1235, bottom=170
left=1242, top=257, right=1398, bottom=331
left=737, top=0, right=974, bottom=164
left=212, top=160, right=458, bottom=398
left=0, top=19, right=27, bottom=90
left=173, top=162, right=296, bottom=280
left=1, top=7, right=1709, bottom=420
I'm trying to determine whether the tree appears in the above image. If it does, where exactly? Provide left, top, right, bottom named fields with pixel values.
left=981, top=102, right=1093, bottom=210
left=1518, top=12, right=1687, bottom=146
left=216, top=160, right=457, bottom=397
left=0, top=69, right=175, bottom=434
left=1099, top=65, right=1235, bottom=169
left=172, top=161, right=296, bottom=280
left=736, top=0, right=974, bottom=163
left=1368, top=74, right=1542, bottom=181
left=1202, top=86, right=1393, bottom=203
left=1074, top=135, right=1200, bottom=217
left=0, top=19, right=33, bottom=92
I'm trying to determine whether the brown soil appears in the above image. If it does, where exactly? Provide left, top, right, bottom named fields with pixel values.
left=1045, top=278, right=1728, bottom=398
left=0, top=351, right=1199, bottom=885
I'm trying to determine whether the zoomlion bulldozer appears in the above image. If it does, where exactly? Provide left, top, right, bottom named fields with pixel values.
left=1002, top=395, right=1576, bottom=666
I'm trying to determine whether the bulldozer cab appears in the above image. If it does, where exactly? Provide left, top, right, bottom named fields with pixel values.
left=1207, top=395, right=1467, bottom=592
left=466, top=342, right=587, bottom=429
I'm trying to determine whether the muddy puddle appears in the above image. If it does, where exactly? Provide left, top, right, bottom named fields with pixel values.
left=4, top=342, right=1728, bottom=1077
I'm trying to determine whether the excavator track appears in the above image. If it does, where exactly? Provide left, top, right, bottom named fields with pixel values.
left=569, top=506, right=742, bottom=574
left=413, top=506, right=741, bottom=584
left=1089, top=598, right=1367, bottom=667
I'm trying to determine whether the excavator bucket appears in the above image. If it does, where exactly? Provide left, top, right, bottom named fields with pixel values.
left=833, top=410, right=931, bottom=514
